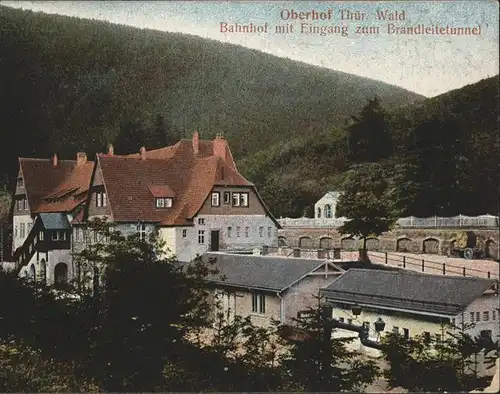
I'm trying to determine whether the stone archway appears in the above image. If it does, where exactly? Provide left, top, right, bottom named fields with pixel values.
left=365, top=238, right=380, bottom=251
left=298, top=236, right=313, bottom=249
left=485, top=239, right=498, bottom=259
left=54, top=262, right=68, bottom=287
left=29, top=264, right=36, bottom=282
left=423, top=238, right=440, bottom=254
left=396, top=237, right=411, bottom=252
left=319, top=237, right=333, bottom=250
left=278, top=236, right=287, bottom=247
left=341, top=237, right=356, bottom=251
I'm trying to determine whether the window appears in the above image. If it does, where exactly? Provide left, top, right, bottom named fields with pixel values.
left=211, top=192, right=220, bottom=207
left=232, top=192, right=240, bottom=206
left=51, top=231, right=58, bottom=241
left=198, top=218, right=205, bottom=225
left=363, top=322, right=370, bottom=331
left=470, top=312, right=475, bottom=323
left=339, top=317, right=345, bottom=323
left=17, top=197, right=28, bottom=211
left=240, top=192, right=249, bottom=207
left=317, top=207, right=321, bottom=218
left=14, top=224, right=18, bottom=238
left=137, top=224, right=146, bottom=241
left=227, top=227, right=232, bottom=238
left=259, top=227, right=264, bottom=237
left=23, top=198, right=28, bottom=210
left=60, top=231, right=68, bottom=241
left=393, top=326, right=399, bottom=334
left=480, top=330, right=492, bottom=340
left=493, top=310, right=497, bottom=321
left=20, top=223, right=25, bottom=238
left=245, top=227, right=249, bottom=237
left=236, top=227, right=241, bottom=237
left=252, top=293, right=266, bottom=314
left=325, top=204, right=332, bottom=218
left=156, top=198, right=172, bottom=208
left=403, top=328, right=409, bottom=339
left=267, top=227, right=272, bottom=237
left=347, top=318, right=353, bottom=324
left=476, top=312, right=480, bottom=322
left=182, top=229, right=187, bottom=238
left=483, top=311, right=489, bottom=321
left=17, top=177, right=23, bottom=187
left=96, top=191, right=107, bottom=207
left=423, top=332, right=431, bottom=342
left=198, top=230, right=205, bottom=244
left=223, top=192, right=231, bottom=204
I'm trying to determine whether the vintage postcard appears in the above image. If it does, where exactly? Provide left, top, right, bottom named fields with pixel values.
left=0, top=1, right=498, bottom=392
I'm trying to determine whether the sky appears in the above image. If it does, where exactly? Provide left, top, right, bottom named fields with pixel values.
left=1, top=0, right=498, bottom=97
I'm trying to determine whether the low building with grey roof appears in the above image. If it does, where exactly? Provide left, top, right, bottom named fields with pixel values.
left=189, top=252, right=345, bottom=327
left=320, top=269, right=499, bottom=355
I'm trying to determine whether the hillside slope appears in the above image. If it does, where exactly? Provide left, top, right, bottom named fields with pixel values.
left=0, top=5, right=423, bottom=187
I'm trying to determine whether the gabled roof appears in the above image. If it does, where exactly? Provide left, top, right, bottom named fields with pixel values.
left=321, top=269, right=497, bottom=316
left=95, top=134, right=273, bottom=225
left=39, top=212, right=71, bottom=230
left=193, top=252, right=343, bottom=292
left=18, top=157, right=94, bottom=213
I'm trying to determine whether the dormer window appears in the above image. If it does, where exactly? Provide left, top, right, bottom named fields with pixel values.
left=17, top=177, right=24, bottom=188
left=156, top=197, right=172, bottom=208
left=211, top=192, right=220, bottom=207
left=17, top=197, right=28, bottom=211
left=223, top=192, right=231, bottom=204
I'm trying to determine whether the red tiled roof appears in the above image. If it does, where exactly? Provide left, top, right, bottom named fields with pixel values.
left=98, top=136, right=253, bottom=225
left=148, top=185, right=176, bottom=198
left=19, top=158, right=94, bottom=214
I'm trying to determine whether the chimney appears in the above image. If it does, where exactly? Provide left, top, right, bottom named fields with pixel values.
left=77, top=152, right=87, bottom=166
left=107, top=143, right=114, bottom=156
left=139, top=146, right=146, bottom=160
left=213, top=133, right=227, bottom=161
left=192, top=130, right=199, bottom=155
left=52, top=153, right=58, bottom=167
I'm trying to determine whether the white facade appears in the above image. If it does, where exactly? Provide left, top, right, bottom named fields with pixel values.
left=159, top=214, right=278, bottom=262
left=330, top=289, right=500, bottom=357
left=12, top=214, right=34, bottom=250
left=314, top=191, right=340, bottom=219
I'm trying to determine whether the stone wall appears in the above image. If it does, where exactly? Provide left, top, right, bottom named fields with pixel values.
left=278, top=228, right=499, bottom=259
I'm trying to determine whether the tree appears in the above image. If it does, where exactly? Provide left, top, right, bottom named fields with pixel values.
left=346, top=96, right=391, bottom=163
left=282, top=297, right=379, bottom=392
left=71, top=218, right=220, bottom=391
left=336, top=163, right=398, bottom=252
left=114, top=119, right=147, bottom=154
left=381, top=323, right=499, bottom=392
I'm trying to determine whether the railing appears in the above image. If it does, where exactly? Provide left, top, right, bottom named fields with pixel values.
left=278, top=214, right=499, bottom=229
left=367, top=250, right=499, bottom=280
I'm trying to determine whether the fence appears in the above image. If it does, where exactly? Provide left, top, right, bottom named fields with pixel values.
left=367, top=250, right=499, bottom=280
left=278, top=214, right=499, bottom=229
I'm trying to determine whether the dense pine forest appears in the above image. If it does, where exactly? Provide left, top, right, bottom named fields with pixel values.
left=0, top=5, right=498, bottom=218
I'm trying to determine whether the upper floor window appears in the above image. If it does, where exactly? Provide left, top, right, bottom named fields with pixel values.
left=259, top=227, right=264, bottom=237
left=245, top=227, right=250, bottom=237
left=38, top=230, right=44, bottom=241
left=198, top=218, right=205, bottom=225
left=223, top=191, right=231, bottom=204
left=236, top=227, right=241, bottom=237
left=325, top=204, right=332, bottom=218
left=476, top=312, right=480, bottom=322
left=483, top=311, right=489, bottom=321
left=227, top=227, right=232, bottom=238
left=231, top=192, right=249, bottom=207
left=317, top=207, right=322, bottom=218
left=403, top=328, right=409, bottom=339
left=470, top=312, right=475, bottom=322
left=14, top=224, right=18, bottom=238
left=252, top=293, right=266, bottom=314
left=493, top=310, right=497, bottom=321
left=137, top=223, right=146, bottom=241
left=96, top=191, right=107, bottom=207
left=198, top=230, right=205, bottom=244
left=211, top=192, right=220, bottom=207
left=182, top=229, right=187, bottom=238
left=17, top=197, right=28, bottom=211
left=156, top=197, right=172, bottom=208
left=17, top=177, right=24, bottom=188
left=19, top=223, right=25, bottom=238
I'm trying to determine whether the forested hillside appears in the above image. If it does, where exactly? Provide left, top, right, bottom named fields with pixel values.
left=0, top=6, right=497, bottom=219
left=0, top=5, right=422, bottom=186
